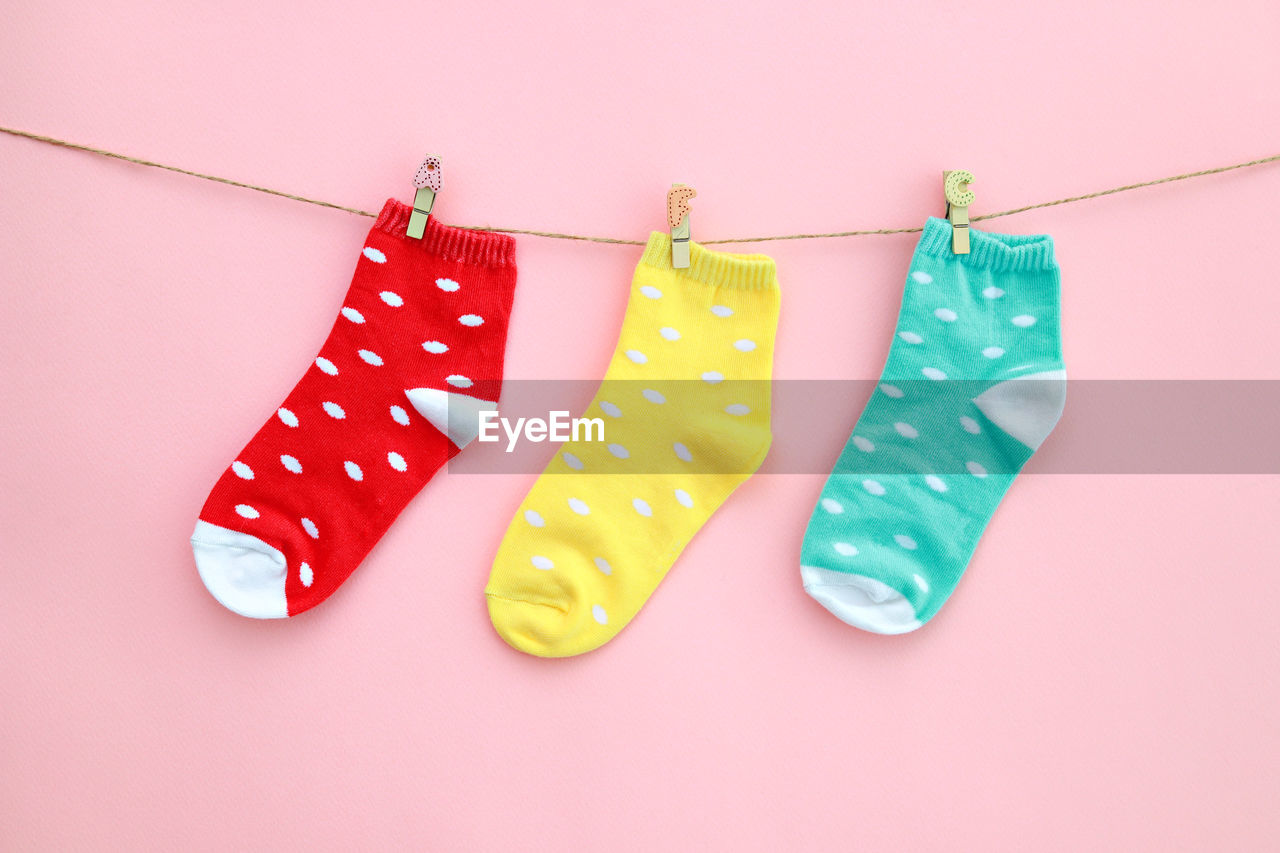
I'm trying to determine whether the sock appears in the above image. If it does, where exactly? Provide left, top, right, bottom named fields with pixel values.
left=485, top=234, right=780, bottom=656
left=801, top=218, right=1064, bottom=634
left=191, top=200, right=517, bottom=618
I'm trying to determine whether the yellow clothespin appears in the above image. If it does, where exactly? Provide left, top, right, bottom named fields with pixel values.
left=943, top=170, right=974, bottom=254
left=407, top=155, right=442, bottom=239
left=667, top=184, right=695, bottom=268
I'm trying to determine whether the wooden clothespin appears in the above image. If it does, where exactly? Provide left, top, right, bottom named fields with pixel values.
left=667, top=184, right=696, bottom=268
left=943, top=170, right=974, bottom=254
left=407, top=155, right=442, bottom=240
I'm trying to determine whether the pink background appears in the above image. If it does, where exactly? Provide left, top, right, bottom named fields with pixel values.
left=3, top=1, right=1279, bottom=849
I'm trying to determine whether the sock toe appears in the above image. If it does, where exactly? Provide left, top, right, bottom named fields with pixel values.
left=191, top=520, right=289, bottom=619
left=484, top=584, right=601, bottom=658
left=801, top=564, right=923, bottom=635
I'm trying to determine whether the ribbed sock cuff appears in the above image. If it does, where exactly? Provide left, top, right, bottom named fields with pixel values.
left=374, top=199, right=516, bottom=268
left=641, top=232, right=778, bottom=290
left=917, top=217, right=1056, bottom=272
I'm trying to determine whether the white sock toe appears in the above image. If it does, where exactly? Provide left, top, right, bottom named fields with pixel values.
left=801, top=565, right=923, bottom=635
left=191, top=520, right=289, bottom=619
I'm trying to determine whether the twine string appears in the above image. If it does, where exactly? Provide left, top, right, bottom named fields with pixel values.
left=2, top=125, right=1276, bottom=246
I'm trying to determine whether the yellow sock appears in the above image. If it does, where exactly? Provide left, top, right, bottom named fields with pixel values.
left=485, top=233, right=780, bottom=656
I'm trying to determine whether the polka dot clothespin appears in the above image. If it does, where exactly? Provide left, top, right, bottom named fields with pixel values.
left=407, top=154, right=442, bottom=239
left=666, top=184, right=696, bottom=269
left=943, top=170, right=974, bottom=254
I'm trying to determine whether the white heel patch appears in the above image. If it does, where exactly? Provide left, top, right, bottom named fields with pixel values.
left=405, top=387, right=498, bottom=448
left=972, top=369, right=1066, bottom=449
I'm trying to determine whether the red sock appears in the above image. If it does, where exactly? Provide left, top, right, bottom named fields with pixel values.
left=191, top=200, right=517, bottom=618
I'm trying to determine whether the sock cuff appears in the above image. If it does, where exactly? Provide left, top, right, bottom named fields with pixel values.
left=640, top=232, right=778, bottom=291
left=917, top=217, right=1057, bottom=272
left=374, top=199, right=516, bottom=268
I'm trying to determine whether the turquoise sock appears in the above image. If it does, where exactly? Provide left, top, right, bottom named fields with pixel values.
left=801, top=218, right=1065, bottom=634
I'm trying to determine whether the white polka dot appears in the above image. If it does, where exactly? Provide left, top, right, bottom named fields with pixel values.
left=894, top=422, right=919, bottom=439
left=633, top=498, right=652, bottom=517
left=922, top=367, right=947, bottom=380
left=299, top=562, right=313, bottom=587
left=524, top=510, right=545, bottom=527
left=344, top=460, right=363, bottom=481
left=600, top=401, right=622, bottom=418
left=625, top=350, right=648, bottom=364
left=592, top=604, right=608, bottom=625
left=422, top=341, right=449, bottom=354
left=673, top=442, right=692, bottom=462
left=734, top=339, right=757, bottom=352
left=593, top=557, right=612, bottom=575
left=531, top=555, right=554, bottom=570
left=232, top=461, right=253, bottom=479
left=607, top=443, right=629, bottom=459
left=983, top=346, right=1005, bottom=359
left=390, top=405, right=410, bottom=425
left=911, top=271, right=933, bottom=284
left=725, top=404, right=750, bottom=416
left=935, top=308, right=958, bottom=322
left=833, top=542, right=859, bottom=556
left=459, top=314, right=484, bottom=327
left=358, top=349, right=383, bottom=366
left=322, top=401, right=345, bottom=419
left=446, top=375, right=472, bottom=388
left=380, top=291, right=403, bottom=307
left=235, top=503, right=259, bottom=519
left=711, top=305, right=734, bottom=317
left=563, top=452, right=584, bottom=471
left=899, top=331, right=924, bottom=344
left=1012, top=315, right=1037, bottom=327
left=983, top=286, right=1005, bottom=299
left=967, top=461, right=988, bottom=478
left=853, top=436, right=875, bottom=452
left=640, top=285, right=663, bottom=299
left=315, top=357, right=338, bottom=376
left=821, top=498, right=844, bottom=514
left=913, top=573, right=929, bottom=592
left=880, top=384, right=904, bottom=398
left=568, top=497, right=590, bottom=515
left=674, top=489, right=693, bottom=508
left=301, top=517, right=319, bottom=539
left=862, top=479, right=886, bottom=496
left=280, top=455, right=302, bottom=474
left=895, top=534, right=918, bottom=550
left=277, top=407, right=299, bottom=427
left=642, top=389, right=666, bottom=404
left=659, top=327, right=681, bottom=341
left=925, top=475, right=948, bottom=492
left=341, top=307, right=365, bottom=323
left=362, top=247, right=386, bottom=263
left=436, top=278, right=460, bottom=292
left=387, top=451, right=407, bottom=472
left=702, top=371, right=725, bottom=384
left=960, top=416, right=981, bottom=434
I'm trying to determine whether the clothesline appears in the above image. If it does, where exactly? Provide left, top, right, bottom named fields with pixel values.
left=2, top=125, right=1276, bottom=245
